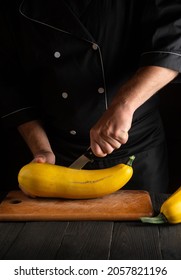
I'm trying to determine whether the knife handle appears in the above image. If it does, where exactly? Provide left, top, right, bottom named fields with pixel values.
left=84, top=147, right=95, bottom=160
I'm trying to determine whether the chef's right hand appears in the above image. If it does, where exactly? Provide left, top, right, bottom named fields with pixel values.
left=90, top=103, right=133, bottom=157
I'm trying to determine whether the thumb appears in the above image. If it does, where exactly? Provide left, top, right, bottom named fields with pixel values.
left=32, top=155, right=47, bottom=163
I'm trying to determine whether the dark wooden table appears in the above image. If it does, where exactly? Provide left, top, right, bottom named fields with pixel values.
left=0, top=191, right=181, bottom=260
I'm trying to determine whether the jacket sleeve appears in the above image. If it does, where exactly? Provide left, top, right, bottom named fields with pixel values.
left=139, top=0, right=181, bottom=80
left=0, top=2, right=39, bottom=128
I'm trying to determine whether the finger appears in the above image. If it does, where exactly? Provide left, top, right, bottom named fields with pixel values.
left=91, top=138, right=120, bottom=157
left=101, top=135, right=122, bottom=149
left=90, top=141, right=108, bottom=157
left=95, top=130, right=127, bottom=152
left=32, top=155, right=46, bottom=163
left=114, top=130, right=129, bottom=144
left=91, top=131, right=129, bottom=156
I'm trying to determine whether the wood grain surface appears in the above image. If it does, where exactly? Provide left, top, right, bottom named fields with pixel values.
left=0, top=190, right=153, bottom=221
left=1, top=192, right=181, bottom=260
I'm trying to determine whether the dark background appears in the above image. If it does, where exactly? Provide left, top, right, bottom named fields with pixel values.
left=1, top=83, right=181, bottom=193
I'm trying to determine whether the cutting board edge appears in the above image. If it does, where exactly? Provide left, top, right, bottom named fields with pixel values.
left=0, top=190, right=154, bottom=221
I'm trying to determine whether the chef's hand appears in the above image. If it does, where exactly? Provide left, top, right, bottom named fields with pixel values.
left=90, top=65, right=179, bottom=157
left=90, top=104, right=133, bottom=157
left=32, top=151, right=56, bottom=164
left=18, top=120, right=56, bottom=165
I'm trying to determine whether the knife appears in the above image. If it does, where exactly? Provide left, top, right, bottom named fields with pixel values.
left=69, top=147, right=95, bottom=169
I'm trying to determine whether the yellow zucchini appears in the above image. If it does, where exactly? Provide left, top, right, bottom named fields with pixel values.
left=18, top=156, right=135, bottom=199
left=141, top=186, right=181, bottom=224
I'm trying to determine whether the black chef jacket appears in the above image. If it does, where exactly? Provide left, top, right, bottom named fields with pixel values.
left=1, top=0, right=181, bottom=192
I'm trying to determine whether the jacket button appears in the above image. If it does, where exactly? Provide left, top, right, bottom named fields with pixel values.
left=54, top=51, right=61, bottom=58
left=98, top=87, right=105, bottom=93
left=70, top=130, right=77, bottom=135
left=92, top=43, right=98, bottom=50
left=62, top=92, right=68, bottom=99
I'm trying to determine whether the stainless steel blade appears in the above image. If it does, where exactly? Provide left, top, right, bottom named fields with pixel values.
left=69, top=154, right=92, bottom=169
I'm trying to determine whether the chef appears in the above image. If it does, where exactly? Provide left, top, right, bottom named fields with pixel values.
left=1, top=0, right=181, bottom=192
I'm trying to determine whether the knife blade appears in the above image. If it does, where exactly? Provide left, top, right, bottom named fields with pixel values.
left=69, top=148, right=94, bottom=169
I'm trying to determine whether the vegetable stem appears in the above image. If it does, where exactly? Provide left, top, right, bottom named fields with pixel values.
left=140, top=213, right=168, bottom=224
left=126, top=155, right=135, bottom=166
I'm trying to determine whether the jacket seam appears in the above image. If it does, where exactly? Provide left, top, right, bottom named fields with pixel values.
left=1, top=107, right=33, bottom=119
left=19, top=0, right=95, bottom=44
left=141, top=51, right=181, bottom=57
left=19, top=2, right=72, bottom=37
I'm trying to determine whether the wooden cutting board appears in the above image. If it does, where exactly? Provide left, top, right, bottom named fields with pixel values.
left=0, top=190, right=153, bottom=221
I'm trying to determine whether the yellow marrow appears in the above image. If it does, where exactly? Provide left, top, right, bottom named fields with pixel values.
left=141, top=186, right=181, bottom=224
left=18, top=156, right=135, bottom=199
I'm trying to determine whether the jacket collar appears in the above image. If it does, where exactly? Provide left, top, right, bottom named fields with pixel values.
left=19, top=0, right=95, bottom=43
